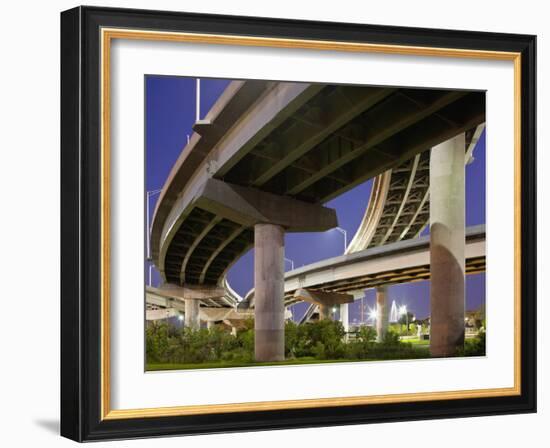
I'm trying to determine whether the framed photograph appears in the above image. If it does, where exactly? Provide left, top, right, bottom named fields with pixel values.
left=60, top=6, right=536, bottom=441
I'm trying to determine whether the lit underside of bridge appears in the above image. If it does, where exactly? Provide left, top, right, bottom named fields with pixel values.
left=150, top=79, right=486, bottom=361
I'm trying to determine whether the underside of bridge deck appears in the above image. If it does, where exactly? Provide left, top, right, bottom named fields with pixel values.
left=158, top=82, right=485, bottom=289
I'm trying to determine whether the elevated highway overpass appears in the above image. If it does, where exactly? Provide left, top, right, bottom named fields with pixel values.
left=346, top=124, right=484, bottom=252
left=242, top=224, right=485, bottom=307
left=151, top=81, right=484, bottom=287
left=150, top=79, right=485, bottom=360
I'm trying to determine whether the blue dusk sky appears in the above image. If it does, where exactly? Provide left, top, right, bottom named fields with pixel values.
left=145, top=76, right=486, bottom=322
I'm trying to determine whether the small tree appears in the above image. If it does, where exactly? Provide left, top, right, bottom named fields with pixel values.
left=145, top=322, right=170, bottom=363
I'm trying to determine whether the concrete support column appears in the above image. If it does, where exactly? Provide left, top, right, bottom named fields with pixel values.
left=340, top=303, right=349, bottom=341
left=376, top=286, right=389, bottom=342
left=254, top=223, right=285, bottom=362
left=184, top=299, right=200, bottom=330
left=430, top=133, right=466, bottom=357
left=340, top=303, right=349, bottom=333
left=318, top=304, right=331, bottom=321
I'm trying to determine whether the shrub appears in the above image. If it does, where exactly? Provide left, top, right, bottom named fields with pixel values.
left=284, top=320, right=346, bottom=359
left=459, top=330, right=486, bottom=357
left=146, top=318, right=432, bottom=366
left=380, top=330, right=401, bottom=346
left=145, top=323, right=252, bottom=365
left=145, top=322, right=170, bottom=363
left=344, top=326, right=377, bottom=359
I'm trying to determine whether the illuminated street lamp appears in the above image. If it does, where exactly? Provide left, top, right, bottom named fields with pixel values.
left=368, top=307, right=378, bottom=322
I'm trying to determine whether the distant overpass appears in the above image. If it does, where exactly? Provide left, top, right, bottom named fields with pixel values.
left=145, top=282, right=255, bottom=330
left=346, top=125, right=484, bottom=252
left=241, top=224, right=485, bottom=308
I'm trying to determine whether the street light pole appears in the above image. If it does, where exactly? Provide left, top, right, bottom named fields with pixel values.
left=284, top=257, right=295, bottom=271
left=196, top=78, right=201, bottom=121
left=146, top=189, right=162, bottom=260
left=334, top=227, right=347, bottom=252
left=146, top=189, right=162, bottom=288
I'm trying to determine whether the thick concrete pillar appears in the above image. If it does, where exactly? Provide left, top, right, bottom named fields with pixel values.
left=318, top=304, right=331, bottom=321
left=376, top=286, right=389, bottom=342
left=254, top=223, right=285, bottom=362
left=184, top=299, right=200, bottom=330
left=340, top=303, right=349, bottom=341
left=340, top=303, right=349, bottom=333
left=430, top=133, right=466, bottom=357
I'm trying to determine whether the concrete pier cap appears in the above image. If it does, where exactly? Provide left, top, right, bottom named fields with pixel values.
left=195, top=178, right=338, bottom=232
left=294, top=288, right=354, bottom=321
left=156, top=283, right=226, bottom=331
left=157, top=283, right=225, bottom=300
left=294, top=288, right=354, bottom=320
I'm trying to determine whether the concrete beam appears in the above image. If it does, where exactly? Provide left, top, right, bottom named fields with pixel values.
left=285, top=90, right=469, bottom=198
left=145, top=287, right=186, bottom=312
left=200, top=307, right=254, bottom=322
left=194, top=178, right=337, bottom=232
left=146, top=308, right=180, bottom=321
left=158, top=283, right=225, bottom=300
left=199, top=308, right=233, bottom=322
left=282, top=226, right=485, bottom=296
left=311, top=103, right=485, bottom=204
left=293, top=288, right=354, bottom=306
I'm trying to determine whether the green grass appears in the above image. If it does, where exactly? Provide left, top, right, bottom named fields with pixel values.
left=148, top=358, right=357, bottom=371
left=405, top=338, right=431, bottom=347
left=146, top=353, right=431, bottom=371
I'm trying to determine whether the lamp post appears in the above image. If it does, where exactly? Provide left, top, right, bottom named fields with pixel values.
left=146, top=189, right=162, bottom=287
left=146, top=189, right=162, bottom=260
left=334, top=227, right=347, bottom=252
left=196, top=78, right=201, bottom=121
left=284, top=257, right=295, bottom=271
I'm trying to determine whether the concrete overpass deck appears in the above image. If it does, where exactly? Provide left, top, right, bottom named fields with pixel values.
left=242, top=224, right=485, bottom=308
left=151, top=80, right=484, bottom=289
